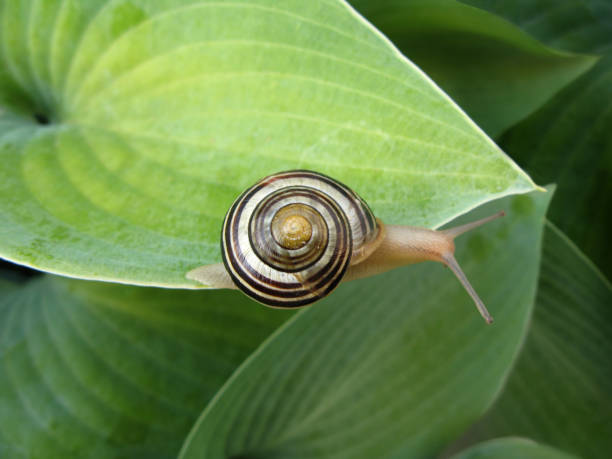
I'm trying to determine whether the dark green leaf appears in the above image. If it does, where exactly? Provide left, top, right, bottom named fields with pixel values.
left=350, top=0, right=596, bottom=137
left=496, top=56, right=612, bottom=278
left=179, top=190, right=552, bottom=458
left=452, top=223, right=612, bottom=459
left=451, top=437, right=579, bottom=459
left=0, top=276, right=292, bottom=458
left=462, top=0, right=612, bottom=54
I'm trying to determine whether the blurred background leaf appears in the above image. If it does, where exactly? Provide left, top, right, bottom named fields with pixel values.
left=179, top=190, right=551, bottom=458
left=0, top=0, right=534, bottom=287
left=495, top=57, right=612, bottom=280
left=461, top=0, right=612, bottom=54
left=450, top=223, right=612, bottom=459
left=451, top=437, right=579, bottom=459
left=0, top=273, right=292, bottom=458
left=349, top=0, right=597, bottom=137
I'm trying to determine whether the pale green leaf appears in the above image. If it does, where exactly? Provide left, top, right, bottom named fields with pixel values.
left=0, top=0, right=535, bottom=287
left=179, top=190, right=551, bottom=458
left=349, top=0, right=597, bottom=137
left=451, top=437, right=579, bottom=459
left=0, top=276, right=292, bottom=458
left=452, top=223, right=612, bottom=459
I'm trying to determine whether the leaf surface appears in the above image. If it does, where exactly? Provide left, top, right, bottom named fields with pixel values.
left=179, top=190, right=551, bottom=458
left=0, top=276, right=292, bottom=458
left=451, top=437, right=579, bottom=459
left=496, top=56, right=612, bottom=278
left=452, top=223, right=612, bottom=459
left=350, top=0, right=597, bottom=137
left=0, top=0, right=535, bottom=286
left=462, top=0, right=612, bottom=54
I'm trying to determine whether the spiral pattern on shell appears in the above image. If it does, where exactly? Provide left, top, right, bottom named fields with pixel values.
left=221, top=170, right=379, bottom=307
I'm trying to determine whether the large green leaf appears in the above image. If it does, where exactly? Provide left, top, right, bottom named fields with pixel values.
left=350, top=0, right=596, bottom=137
left=451, top=437, right=579, bottom=459
left=462, top=0, right=612, bottom=54
left=452, top=223, right=612, bottom=459
left=496, top=56, right=612, bottom=278
left=0, top=0, right=535, bottom=287
left=0, top=276, right=292, bottom=458
left=179, top=190, right=551, bottom=458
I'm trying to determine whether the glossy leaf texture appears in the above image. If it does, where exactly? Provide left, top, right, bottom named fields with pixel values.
left=452, top=223, right=612, bottom=459
left=350, top=0, right=597, bottom=137
left=451, top=438, right=579, bottom=459
left=496, top=55, right=612, bottom=278
left=0, top=275, right=292, bottom=458
left=462, top=0, right=612, bottom=54
left=0, top=0, right=535, bottom=287
left=179, top=190, right=552, bottom=458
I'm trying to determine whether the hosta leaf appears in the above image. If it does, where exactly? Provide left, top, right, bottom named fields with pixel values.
left=0, top=269, right=19, bottom=291
left=496, top=56, right=612, bottom=278
left=350, top=0, right=597, bottom=137
left=0, top=261, right=34, bottom=288
left=451, top=437, right=579, bottom=459
left=452, top=223, right=612, bottom=459
left=0, top=276, right=292, bottom=458
left=179, top=190, right=552, bottom=458
left=0, top=0, right=535, bottom=287
left=462, top=0, right=612, bottom=54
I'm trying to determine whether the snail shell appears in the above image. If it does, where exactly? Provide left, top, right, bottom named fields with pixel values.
left=221, top=170, right=381, bottom=307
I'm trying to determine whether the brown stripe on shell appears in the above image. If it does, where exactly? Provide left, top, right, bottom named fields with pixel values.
left=250, top=189, right=330, bottom=272
left=225, top=185, right=350, bottom=304
left=251, top=170, right=378, bottom=250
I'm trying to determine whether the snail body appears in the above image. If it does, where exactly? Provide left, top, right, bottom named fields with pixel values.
left=187, top=170, right=504, bottom=323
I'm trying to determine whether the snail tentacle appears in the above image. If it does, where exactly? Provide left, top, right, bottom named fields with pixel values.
left=345, top=212, right=505, bottom=323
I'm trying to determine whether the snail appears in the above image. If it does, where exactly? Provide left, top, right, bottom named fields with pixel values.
left=187, top=170, right=504, bottom=324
